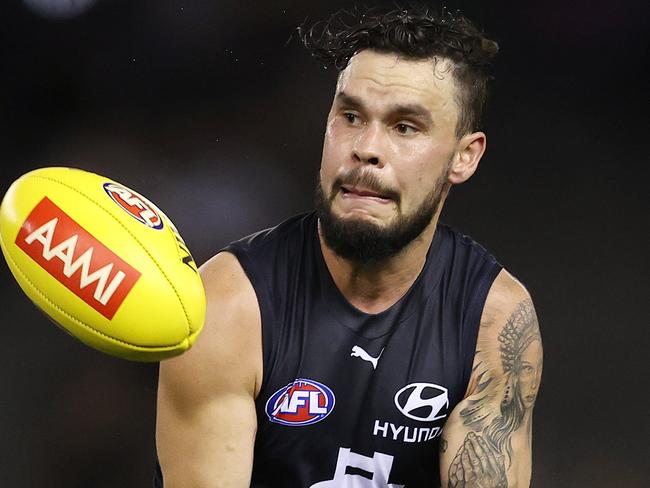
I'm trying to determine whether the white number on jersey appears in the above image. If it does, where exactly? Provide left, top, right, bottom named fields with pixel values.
left=309, top=447, right=404, bottom=488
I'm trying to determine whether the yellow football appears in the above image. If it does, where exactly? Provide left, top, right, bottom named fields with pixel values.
left=0, top=167, right=205, bottom=361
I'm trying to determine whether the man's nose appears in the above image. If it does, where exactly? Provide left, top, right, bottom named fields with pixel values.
left=352, top=122, right=385, bottom=166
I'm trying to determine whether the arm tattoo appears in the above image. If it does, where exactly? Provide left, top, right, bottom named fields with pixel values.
left=448, top=432, right=507, bottom=488
left=448, top=299, right=542, bottom=487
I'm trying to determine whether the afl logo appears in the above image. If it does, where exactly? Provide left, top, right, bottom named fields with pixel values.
left=265, top=378, right=335, bottom=427
left=103, top=183, right=164, bottom=230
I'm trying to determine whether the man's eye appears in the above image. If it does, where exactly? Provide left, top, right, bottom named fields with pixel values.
left=396, top=123, right=418, bottom=135
left=344, top=113, right=358, bottom=124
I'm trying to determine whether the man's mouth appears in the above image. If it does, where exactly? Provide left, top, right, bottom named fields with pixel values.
left=340, top=185, right=392, bottom=201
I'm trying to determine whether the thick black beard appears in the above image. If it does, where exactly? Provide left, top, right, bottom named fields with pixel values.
left=315, top=171, right=448, bottom=264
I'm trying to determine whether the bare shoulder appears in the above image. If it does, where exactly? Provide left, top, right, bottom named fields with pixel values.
left=471, top=270, right=542, bottom=373
left=466, top=267, right=543, bottom=415
left=159, top=251, right=263, bottom=405
left=199, top=251, right=263, bottom=365
left=481, top=269, right=537, bottom=333
left=199, top=251, right=260, bottom=317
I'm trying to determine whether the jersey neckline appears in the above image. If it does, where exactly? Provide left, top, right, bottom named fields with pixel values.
left=311, top=213, right=448, bottom=339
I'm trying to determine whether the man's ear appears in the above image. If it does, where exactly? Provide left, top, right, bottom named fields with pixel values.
left=448, top=131, right=486, bottom=184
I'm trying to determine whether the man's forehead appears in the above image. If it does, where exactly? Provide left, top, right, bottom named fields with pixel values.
left=335, top=50, right=457, bottom=109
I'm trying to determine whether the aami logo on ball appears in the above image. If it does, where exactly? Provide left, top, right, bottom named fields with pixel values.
left=15, top=197, right=141, bottom=320
left=265, top=378, right=335, bottom=426
left=103, top=183, right=163, bottom=230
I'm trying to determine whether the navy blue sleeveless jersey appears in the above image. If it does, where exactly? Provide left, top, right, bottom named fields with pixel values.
left=153, top=212, right=501, bottom=488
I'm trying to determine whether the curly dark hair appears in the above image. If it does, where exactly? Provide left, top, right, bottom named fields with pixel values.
left=299, top=5, right=499, bottom=137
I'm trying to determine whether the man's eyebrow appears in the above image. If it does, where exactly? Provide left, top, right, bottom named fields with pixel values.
left=390, top=103, right=433, bottom=125
left=335, top=91, right=433, bottom=125
left=335, top=91, right=364, bottom=108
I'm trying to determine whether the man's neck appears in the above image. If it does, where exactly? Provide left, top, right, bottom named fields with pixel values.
left=318, top=217, right=439, bottom=314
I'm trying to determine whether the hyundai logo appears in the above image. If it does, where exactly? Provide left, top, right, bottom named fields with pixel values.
left=394, top=383, right=449, bottom=422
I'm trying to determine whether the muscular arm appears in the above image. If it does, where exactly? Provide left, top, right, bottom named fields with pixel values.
left=440, top=270, right=543, bottom=488
left=156, top=252, right=263, bottom=488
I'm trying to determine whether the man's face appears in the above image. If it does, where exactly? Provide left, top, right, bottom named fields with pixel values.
left=317, top=50, right=461, bottom=262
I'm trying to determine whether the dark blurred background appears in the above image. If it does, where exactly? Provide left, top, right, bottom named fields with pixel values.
left=0, top=0, right=648, bottom=486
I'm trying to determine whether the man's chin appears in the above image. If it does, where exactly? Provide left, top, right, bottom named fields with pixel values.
left=330, top=202, right=397, bottom=228
left=318, top=211, right=405, bottom=263
left=331, top=213, right=398, bottom=237
left=331, top=213, right=381, bottom=230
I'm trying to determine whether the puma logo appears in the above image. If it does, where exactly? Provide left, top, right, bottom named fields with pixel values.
left=351, top=345, right=384, bottom=370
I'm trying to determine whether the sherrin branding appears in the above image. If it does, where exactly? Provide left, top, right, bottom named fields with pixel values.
left=0, top=167, right=206, bottom=362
